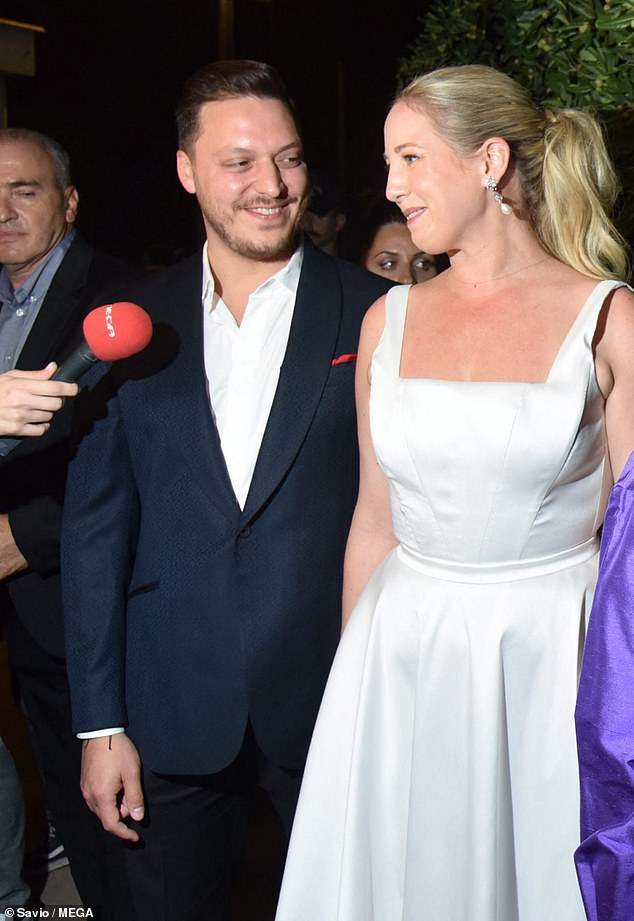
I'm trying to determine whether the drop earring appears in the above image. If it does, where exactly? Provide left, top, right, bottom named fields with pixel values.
left=486, top=177, right=513, bottom=215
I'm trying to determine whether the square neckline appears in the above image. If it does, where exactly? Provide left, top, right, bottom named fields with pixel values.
left=396, top=279, right=615, bottom=387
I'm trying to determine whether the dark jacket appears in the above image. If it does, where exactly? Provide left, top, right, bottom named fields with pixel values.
left=0, top=233, right=139, bottom=656
left=62, top=243, right=390, bottom=773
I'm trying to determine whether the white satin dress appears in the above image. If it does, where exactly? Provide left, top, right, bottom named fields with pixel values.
left=275, top=280, right=624, bottom=921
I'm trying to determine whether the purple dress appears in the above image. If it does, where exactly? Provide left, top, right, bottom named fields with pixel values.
left=576, top=450, right=634, bottom=920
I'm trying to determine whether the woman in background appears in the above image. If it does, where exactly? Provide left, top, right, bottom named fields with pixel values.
left=347, top=196, right=449, bottom=284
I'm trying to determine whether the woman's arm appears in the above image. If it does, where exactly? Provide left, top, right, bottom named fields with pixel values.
left=342, top=296, right=398, bottom=630
left=596, top=286, right=634, bottom=481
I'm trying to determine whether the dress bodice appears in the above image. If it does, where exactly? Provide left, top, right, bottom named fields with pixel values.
left=370, top=282, right=622, bottom=566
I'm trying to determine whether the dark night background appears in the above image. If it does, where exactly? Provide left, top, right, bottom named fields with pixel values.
left=2, top=0, right=428, bottom=265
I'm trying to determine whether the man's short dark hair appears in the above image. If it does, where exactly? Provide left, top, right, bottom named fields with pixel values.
left=176, top=59, right=300, bottom=153
left=0, top=127, right=72, bottom=189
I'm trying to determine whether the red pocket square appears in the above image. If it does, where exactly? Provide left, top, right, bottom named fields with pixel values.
left=331, top=353, right=357, bottom=367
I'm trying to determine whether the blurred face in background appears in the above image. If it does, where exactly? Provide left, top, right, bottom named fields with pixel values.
left=363, top=220, right=439, bottom=284
left=300, top=207, right=345, bottom=255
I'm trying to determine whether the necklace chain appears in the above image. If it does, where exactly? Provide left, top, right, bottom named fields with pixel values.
left=450, top=256, right=550, bottom=288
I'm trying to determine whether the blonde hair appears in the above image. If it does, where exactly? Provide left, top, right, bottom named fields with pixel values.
left=397, top=65, right=630, bottom=280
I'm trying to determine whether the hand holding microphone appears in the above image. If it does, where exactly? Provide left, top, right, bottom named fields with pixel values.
left=0, top=302, right=152, bottom=455
left=0, top=364, right=78, bottom=438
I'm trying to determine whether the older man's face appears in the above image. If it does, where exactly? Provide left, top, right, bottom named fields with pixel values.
left=0, top=138, right=78, bottom=288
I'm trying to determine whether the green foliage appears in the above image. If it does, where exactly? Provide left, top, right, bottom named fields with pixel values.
left=398, top=0, right=500, bottom=74
left=501, top=0, right=634, bottom=109
left=398, top=0, right=634, bottom=111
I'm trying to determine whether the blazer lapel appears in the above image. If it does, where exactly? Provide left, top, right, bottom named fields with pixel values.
left=17, top=235, right=92, bottom=370
left=242, top=245, right=342, bottom=520
left=160, top=257, right=241, bottom=523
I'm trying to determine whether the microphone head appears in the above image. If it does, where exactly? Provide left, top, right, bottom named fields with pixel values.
left=82, top=302, right=153, bottom=361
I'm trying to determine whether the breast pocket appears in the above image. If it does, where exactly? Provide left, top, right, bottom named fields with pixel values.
left=325, top=361, right=356, bottom=389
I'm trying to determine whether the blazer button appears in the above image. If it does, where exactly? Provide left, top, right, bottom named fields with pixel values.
left=238, top=525, right=251, bottom=539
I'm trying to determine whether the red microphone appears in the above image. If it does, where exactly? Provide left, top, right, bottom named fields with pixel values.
left=53, top=302, right=153, bottom=382
left=0, top=303, right=153, bottom=457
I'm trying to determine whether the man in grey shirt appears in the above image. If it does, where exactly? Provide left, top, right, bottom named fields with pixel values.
left=0, top=127, right=136, bottom=920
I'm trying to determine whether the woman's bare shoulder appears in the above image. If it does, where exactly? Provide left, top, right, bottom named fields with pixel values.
left=601, top=283, right=634, bottom=351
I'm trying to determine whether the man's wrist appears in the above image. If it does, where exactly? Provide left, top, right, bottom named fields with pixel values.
left=77, top=727, right=125, bottom=739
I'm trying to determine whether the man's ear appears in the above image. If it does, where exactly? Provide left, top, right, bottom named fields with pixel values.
left=64, top=186, right=79, bottom=224
left=176, top=149, right=196, bottom=194
left=335, top=212, right=346, bottom=234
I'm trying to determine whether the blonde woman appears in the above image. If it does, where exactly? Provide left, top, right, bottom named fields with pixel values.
left=275, top=65, right=634, bottom=921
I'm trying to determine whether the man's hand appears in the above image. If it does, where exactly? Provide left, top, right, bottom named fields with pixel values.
left=0, top=363, right=79, bottom=437
left=81, top=733, right=145, bottom=842
left=0, top=515, right=27, bottom=580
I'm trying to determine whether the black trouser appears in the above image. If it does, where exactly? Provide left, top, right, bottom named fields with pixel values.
left=124, top=723, right=303, bottom=921
left=5, top=611, right=136, bottom=921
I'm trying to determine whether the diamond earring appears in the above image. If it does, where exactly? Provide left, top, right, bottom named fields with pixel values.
left=486, top=177, right=513, bottom=215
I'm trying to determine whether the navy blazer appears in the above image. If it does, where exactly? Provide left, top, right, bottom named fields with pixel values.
left=62, top=243, right=391, bottom=774
left=0, top=233, right=137, bottom=656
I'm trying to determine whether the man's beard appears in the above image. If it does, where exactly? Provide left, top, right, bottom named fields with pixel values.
left=203, top=196, right=307, bottom=261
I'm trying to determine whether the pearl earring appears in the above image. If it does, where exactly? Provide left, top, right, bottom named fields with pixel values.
left=486, top=177, right=513, bottom=215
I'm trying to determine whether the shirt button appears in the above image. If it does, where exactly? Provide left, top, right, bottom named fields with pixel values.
left=15, top=308, right=25, bottom=318
left=237, top=525, right=251, bottom=539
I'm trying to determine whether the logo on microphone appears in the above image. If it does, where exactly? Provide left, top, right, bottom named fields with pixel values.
left=105, top=305, right=116, bottom=338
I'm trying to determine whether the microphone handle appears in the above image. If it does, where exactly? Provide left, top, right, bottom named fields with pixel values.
left=52, top=342, right=98, bottom=383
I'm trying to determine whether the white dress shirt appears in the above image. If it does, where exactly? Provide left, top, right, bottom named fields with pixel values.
left=78, top=242, right=304, bottom=739
left=202, top=241, right=303, bottom=509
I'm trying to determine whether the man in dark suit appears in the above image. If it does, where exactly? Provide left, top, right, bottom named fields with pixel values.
left=62, top=61, right=390, bottom=921
left=0, top=127, right=135, bottom=919
left=0, top=368, right=77, bottom=921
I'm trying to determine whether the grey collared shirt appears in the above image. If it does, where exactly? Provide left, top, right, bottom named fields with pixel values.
left=0, top=229, right=76, bottom=371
